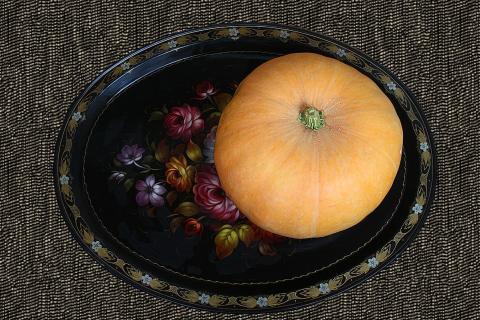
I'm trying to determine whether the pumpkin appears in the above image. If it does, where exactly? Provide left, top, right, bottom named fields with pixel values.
left=214, top=53, right=403, bottom=239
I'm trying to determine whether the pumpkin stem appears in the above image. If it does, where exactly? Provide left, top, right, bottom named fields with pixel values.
left=298, top=107, right=325, bottom=131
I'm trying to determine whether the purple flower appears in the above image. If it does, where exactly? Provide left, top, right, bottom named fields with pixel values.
left=117, top=144, right=145, bottom=166
left=109, top=171, right=126, bottom=183
left=135, top=175, right=167, bottom=207
left=203, top=126, right=217, bottom=164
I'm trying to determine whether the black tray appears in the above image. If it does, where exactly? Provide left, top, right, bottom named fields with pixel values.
left=54, top=23, right=436, bottom=313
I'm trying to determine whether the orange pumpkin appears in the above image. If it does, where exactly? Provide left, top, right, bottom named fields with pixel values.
left=214, top=53, right=403, bottom=239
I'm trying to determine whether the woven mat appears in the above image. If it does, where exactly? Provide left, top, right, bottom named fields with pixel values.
left=1, top=1, right=479, bottom=319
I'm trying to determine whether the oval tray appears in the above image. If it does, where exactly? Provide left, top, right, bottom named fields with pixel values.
left=54, top=23, right=436, bottom=313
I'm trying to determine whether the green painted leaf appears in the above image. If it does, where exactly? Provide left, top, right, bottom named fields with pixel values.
left=213, top=92, right=232, bottom=111
left=215, top=225, right=239, bottom=259
left=154, top=139, right=170, bottom=163
left=186, top=140, right=203, bottom=162
left=143, top=155, right=154, bottom=164
left=170, top=216, right=185, bottom=233
left=123, top=178, right=134, bottom=191
left=174, top=202, right=199, bottom=217
left=148, top=111, right=164, bottom=122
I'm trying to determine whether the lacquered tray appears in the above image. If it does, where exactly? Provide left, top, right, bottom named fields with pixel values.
left=54, top=23, right=435, bottom=313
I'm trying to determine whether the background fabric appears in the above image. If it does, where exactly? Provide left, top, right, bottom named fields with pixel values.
left=1, top=1, right=479, bottom=319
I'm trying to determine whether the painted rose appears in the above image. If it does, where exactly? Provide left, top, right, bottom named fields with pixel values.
left=194, top=80, right=217, bottom=100
left=183, top=218, right=203, bottom=236
left=116, top=144, right=145, bottom=166
left=164, top=104, right=204, bottom=142
left=193, top=166, right=240, bottom=223
left=203, top=126, right=217, bottom=164
left=135, top=175, right=167, bottom=207
left=165, top=155, right=195, bottom=192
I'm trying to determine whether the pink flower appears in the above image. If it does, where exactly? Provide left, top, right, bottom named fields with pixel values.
left=194, top=81, right=217, bottom=100
left=193, top=166, right=240, bottom=223
left=164, top=104, right=204, bottom=142
left=135, top=175, right=167, bottom=207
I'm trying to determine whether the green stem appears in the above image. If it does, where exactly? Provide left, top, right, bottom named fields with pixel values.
left=298, top=107, right=325, bottom=131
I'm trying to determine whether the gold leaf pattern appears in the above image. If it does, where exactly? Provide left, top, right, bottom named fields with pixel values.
left=407, top=213, right=419, bottom=228
left=237, top=296, right=257, bottom=308
left=61, top=184, right=72, bottom=197
left=208, top=295, right=226, bottom=307
left=267, top=294, right=287, bottom=307
left=416, top=193, right=426, bottom=206
left=114, top=259, right=125, bottom=269
left=59, top=161, right=69, bottom=176
left=304, top=286, right=320, bottom=298
left=77, top=220, right=94, bottom=244
left=379, top=74, right=392, bottom=84
left=422, top=150, right=431, bottom=167
left=351, top=262, right=370, bottom=276
left=328, top=275, right=346, bottom=291
left=376, top=247, right=390, bottom=263
left=124, top=265, right=142, bottom=281
left=69, top=204, right=80, bottom=218
left=97, top=248, right=116, bottom=263
left=179, top=290, right=199, bottom=303
left=64, top=138, right=72, bottom=152
left=77, top=100, right=89, bottom=113
left=149, top=279, right=168, bottom=290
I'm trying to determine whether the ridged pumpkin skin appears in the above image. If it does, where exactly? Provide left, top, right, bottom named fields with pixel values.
left=215, top=53, right=403, bottom=239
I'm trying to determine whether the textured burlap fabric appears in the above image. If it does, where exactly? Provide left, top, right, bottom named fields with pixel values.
left=1, top=1, right=479, bottom=319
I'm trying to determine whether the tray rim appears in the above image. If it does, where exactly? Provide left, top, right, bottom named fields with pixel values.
left=53, top=22, right=437, bottom=313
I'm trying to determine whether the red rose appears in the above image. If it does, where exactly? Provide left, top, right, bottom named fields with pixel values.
left=193, top=166, right=241, bottom=224
left=194, top=80, right=217, bottom=100
left=164, top=104, right=204, bottom=142
left=252, top=225, right=285, bottom=244
left=183, top=218, right=203, bottom=236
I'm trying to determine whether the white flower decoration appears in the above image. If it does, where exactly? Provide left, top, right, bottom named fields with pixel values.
left=167, top=40, right=177, bottom=49
left=141, top=274, right=152, bottom=285
left=412, top=203, right=423, bottom=214
left=387, top=82, right=397, bottom=91
left=420, top=142, right=429, bottom=152
left=198, top=293, right=210, bottom=304
left=279, top=30, right=290, bottom=40
left=256, top=296, right=268, bottom=307
left=121, top=62, right=130, bottom=71
left=72, top=112, right=82, bottom=122
left=368, top=257, right=379, bottom=268
left=336, top=48, right=346, bottom=57
left=91, top=240, right=102, bottom=252
left=228, top=27, right=240, bottom=40
left=319, top=283, right=331, bottom=294
left=59, top=175, right=69, bottom=185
